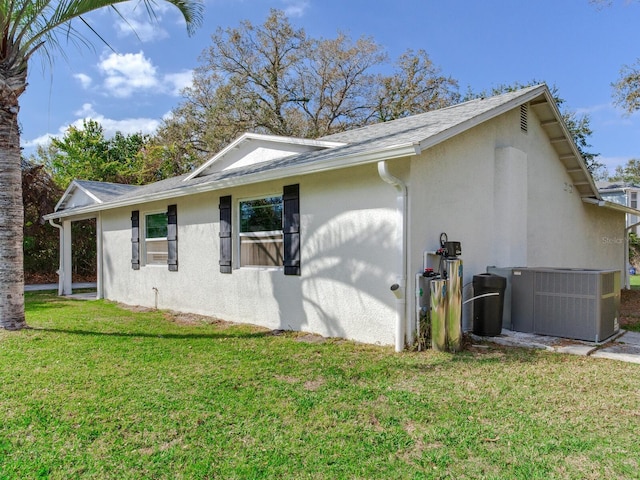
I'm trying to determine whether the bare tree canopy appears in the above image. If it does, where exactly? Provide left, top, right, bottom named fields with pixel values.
left=157, top=9, right=460, bottom=163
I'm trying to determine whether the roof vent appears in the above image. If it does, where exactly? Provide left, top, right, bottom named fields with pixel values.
left=520, top=104, right=528, bottom=133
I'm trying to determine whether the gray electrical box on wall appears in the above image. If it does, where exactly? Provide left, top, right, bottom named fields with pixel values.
left=511, top=268, right=620, bottom=343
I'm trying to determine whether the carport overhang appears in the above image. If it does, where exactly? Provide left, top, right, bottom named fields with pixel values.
left=47, top=213, right=102, bottom=299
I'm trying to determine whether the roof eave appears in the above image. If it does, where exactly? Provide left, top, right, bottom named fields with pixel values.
left=417, top=85, right=548, bottom=153
left=43, top=143, right=420, bottom=221
left=184, top=132, right=347, bottom=182
left=582, top=197, right=640, bottom=215
left=416, top=85, right=599, bottom=200
left=530, top=89, right=600, bottom=199
left=53, top=180, right=104, bottom=213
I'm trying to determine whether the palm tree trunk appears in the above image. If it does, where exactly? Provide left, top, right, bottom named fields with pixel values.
left=0, top=77, right=27, bottom=330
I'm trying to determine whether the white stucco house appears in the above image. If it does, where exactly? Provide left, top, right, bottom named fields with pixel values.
left=598, top=181, right=640, bottom=286
left=44, top=85, right=634, bottom=350
left=597, top=181, right=640, bottom=234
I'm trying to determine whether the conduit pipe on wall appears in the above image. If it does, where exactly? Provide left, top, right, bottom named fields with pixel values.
left=378, top=161, right=408, bottom=352
left=48, top=219, right=64, bottom=296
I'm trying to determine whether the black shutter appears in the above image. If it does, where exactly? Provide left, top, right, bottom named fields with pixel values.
left=283, top=184, right=300, bottom=276
left=131, top=210, right=140, bottom=270
left=219, top=195, right=232, bottom=274
left=167, top=204, right=178, bottom=272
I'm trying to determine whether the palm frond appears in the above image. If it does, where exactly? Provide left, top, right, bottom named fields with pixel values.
left=2, top=0, right=203, bottom=71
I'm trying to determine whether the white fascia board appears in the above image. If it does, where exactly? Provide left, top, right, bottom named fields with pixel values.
left=184, top=135, right=249, bottom=181
left=44, top=143, right=420, bottom=221
left=53, top=182, right=77, bottom=212
left=237, top=132, right=346, bottom=149
left=535, top=90, right=600, bottom=199
left=583, top=197, right=639, bottom=216
left=415, top=85, right=599, bottom=199
left=417, top=86, right=546, bottom=153
left=53, top=180, right=103, bottom=212
left=184, top=132, right=346, bottom=182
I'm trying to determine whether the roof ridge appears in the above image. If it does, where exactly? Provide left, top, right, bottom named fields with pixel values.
left=319, top=84, right=545, bottom=142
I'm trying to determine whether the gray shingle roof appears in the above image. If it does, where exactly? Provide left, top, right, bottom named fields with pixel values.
left=597, top=181, right=640, bottom=191
left=49, top=84, right=587, bottom=219
left=113, top=86, right=544, bottom=199
left=75, top=180, right=140, bottom=202
left=319, top=86, right=541, bottom=146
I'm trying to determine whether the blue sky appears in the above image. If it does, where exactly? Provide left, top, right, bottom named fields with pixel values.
left=20, top=0, right=640, bottom=174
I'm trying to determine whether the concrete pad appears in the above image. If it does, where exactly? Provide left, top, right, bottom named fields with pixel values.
left=471, top=328, right=640, bottom=364
left=616, top=330, right=640, bottom=346
left=554, top=344, right=596, bottom=356
left=591, top=348, right=640, bottom=364
left=480, top=335, right=554, bottom=351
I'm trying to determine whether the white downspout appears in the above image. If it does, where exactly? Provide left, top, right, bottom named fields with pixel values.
left=96, top=213, right=103, bottom=300
left=48, top=219, right=64, bottom=296
left=378, top=161, right=408, bottom=352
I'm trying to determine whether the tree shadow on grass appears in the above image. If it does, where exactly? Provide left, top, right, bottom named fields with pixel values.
left=30, top=327, right=272, bottom=341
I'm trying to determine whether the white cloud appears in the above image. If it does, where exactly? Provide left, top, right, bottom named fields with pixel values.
left=95, top=51, right=190, bottom=98
left=21, top=103, right=161, bottom=149
left=22, top=133, right=56, bottom=149
left=575, top=103, right=613, bottom=116
left=74, top=103, right=95, bottom=117
left=597, top=155, right=633, bottom=172
left=70, top=103, right=161, bottom=137
left=98, top=51, right=159, bottom=98
left=112, top=1, right=171, bottom=42
left=73, top=73, right=92, bottom=89
left=163, top=70, right=193, bottom=96
left=282, top=0, right=309, bottom=17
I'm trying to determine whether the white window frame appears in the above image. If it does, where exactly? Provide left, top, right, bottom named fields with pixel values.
left=143, top=210, right=168, bottom=266
left=237, top=194, right=284, bottom=270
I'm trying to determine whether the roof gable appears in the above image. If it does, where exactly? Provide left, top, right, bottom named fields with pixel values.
left=55, top=180, right=140, bottom=212
left=46, top=84, right=601, bottom=219
left=185, top=132, right=345, bottom=181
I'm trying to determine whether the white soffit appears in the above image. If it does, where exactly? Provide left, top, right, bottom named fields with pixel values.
left=528, top=92, right=599, bottom=199
left=184, top=132, right=345, bottom=181
left=54, top=181, right=102, bottom=212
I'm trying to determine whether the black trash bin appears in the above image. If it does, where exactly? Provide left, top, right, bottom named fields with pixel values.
left=472, top=273, right=507, bottom=336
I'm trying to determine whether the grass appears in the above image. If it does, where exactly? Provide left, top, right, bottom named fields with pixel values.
left=630, top=274, right=640, bottom=289
left=1, top=293, right=640, bottom=479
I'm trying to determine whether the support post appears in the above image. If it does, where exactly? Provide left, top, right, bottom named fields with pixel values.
left=62, top=220, right=73, bottom=295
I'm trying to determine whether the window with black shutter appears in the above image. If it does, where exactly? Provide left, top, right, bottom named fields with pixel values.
left=219, top=195, right=232, bottom=273
left=167, top=204, right=178, bottom=271
left=283, top=184, right=300, bottom=276
left=131, top=210, right=140, bottom=270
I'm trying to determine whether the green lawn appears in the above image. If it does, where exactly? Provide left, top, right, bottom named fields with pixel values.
left=1, top=292, right=639, bottom=479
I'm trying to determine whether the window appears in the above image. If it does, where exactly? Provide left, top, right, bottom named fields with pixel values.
left=239, top=196, right=283, bottom=267
left=145, top=211, right=168, bottom=265
left=631, top=192, right=637, bottom=210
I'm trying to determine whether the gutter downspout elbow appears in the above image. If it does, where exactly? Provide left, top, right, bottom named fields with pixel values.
left=378, top=161, right=408, bottom=353
left=48, top=219, right=64, bottom=296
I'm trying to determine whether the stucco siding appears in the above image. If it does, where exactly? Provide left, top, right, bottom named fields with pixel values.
left=523, top=106, right=624, bottom=269
left=101, top=165, right=400, bottom=346
left=403, top=107, right=625, bottom=336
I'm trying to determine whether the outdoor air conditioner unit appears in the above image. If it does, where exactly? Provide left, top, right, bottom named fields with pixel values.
left=511, top=268, right=620, bottom=343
